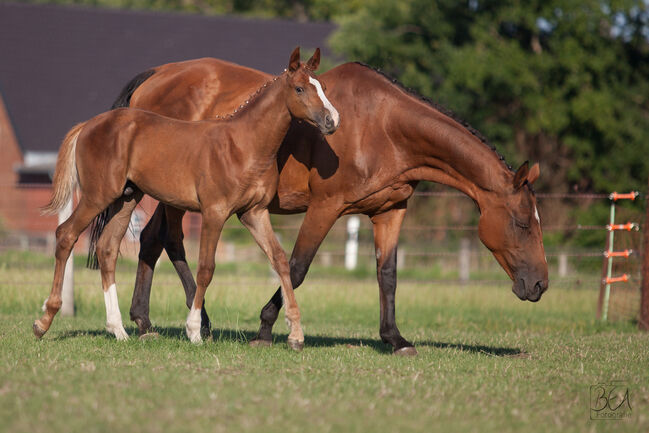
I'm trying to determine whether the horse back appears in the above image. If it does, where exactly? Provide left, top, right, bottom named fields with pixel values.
left=130, top=57, right=271, bottom=121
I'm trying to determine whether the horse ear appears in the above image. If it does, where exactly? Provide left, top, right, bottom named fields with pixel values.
left=513, top=161, right=530, bottom=190
left=288, top=47, right=301, bottom=72
left=527, top=163, right=540, bottom=185
left=306, top=48, right=321, bottom=71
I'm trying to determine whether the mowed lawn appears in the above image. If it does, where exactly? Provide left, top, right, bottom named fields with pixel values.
left=0, top=251, right=647, bottom=433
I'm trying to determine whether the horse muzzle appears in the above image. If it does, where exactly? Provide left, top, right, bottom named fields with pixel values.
left=512, top=275, right=549, bottom=302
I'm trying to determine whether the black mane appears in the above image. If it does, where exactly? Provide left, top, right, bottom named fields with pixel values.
left=353, top=62, right=512, bottom=171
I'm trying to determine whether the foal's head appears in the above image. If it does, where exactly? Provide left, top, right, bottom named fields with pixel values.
left=283, top=47, right=340, bottom=135
left=478, top=162, right=549, bottom=302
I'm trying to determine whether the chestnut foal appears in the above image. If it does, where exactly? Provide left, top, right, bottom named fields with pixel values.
left=34, top=47, right=339, bottom=349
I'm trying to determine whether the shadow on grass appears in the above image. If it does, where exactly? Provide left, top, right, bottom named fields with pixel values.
left=52, top=326, right=526, bottom=357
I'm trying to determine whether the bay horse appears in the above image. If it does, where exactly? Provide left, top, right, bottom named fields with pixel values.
left=95, top=55, right=548, bottom=355
left=34, top=47, right=339, bottom=350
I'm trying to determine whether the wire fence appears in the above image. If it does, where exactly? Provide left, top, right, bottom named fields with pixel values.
left=1, top=187, right=646, bottom=321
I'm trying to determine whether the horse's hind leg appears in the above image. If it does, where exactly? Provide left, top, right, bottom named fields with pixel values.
left=130, top=204, right=211, bottom=338
left=240, top=207, right=304, bottom=350
left=34, top=198, right=103, bottom=338
left=96, top=191, right=144, bottom=340
left=131, top=203, right=165, bottom=335
left=163, top=206, right=211, bottom=339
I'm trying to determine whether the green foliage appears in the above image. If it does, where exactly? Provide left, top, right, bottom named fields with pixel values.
left=331, top=0, right=649, bottom=197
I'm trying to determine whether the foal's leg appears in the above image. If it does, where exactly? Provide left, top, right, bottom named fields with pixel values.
left=130, top=203, right=165, bottom=335
left=249, top=205, right=339, bottom=346
left=240, top=207, right=305, bottom=350
left=185, top=209, right=226, bottom=344
left=130, top=204, right=211, bottom=338
left=163, top=206, right=211, bottom=339
left=34, top=199, right=102, bottom=338
left=371, top=206, right=416, bottom=356
left=96, top=191, right=143, bottom=340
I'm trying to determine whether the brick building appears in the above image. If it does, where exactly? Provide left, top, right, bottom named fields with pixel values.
left=0, top=2, right=334, bottom=247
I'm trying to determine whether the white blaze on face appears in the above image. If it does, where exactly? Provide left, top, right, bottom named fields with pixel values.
left=533, top=205, right=547, bottom=264
left=308, top=76, right=340, bottom=127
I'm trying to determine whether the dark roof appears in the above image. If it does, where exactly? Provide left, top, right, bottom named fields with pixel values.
left=0, top=2, right=335, bottom=153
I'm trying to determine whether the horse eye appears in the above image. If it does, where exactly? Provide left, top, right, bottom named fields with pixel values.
left=514, top=219, right=529, bottom=229
left=295, top=86, right=304, bottom=94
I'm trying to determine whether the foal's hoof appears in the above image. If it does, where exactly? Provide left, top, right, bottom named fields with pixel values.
left=394, top=346, right=418, bottom=357
left=33, top=321, right=47, bottom=339
left=138, top=332, right=159, bottom=341
left=287, top=339, right=304, bottom=352
left=249, top=339, right=272, bottom=348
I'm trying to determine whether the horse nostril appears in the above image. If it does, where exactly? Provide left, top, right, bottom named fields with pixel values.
left=325, top=114, right=333, bottom=128
left=535, top=279, right=549, bottom=294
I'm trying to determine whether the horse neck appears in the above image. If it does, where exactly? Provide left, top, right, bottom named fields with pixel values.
left=397, top=99, right=513, bottom=204
left=228, top=77, right=291, bottom=160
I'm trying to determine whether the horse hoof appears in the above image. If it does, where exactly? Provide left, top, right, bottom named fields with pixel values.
left=138, top=332, right=159, bottom=341
left=33, top=321, right=47, bottom=339
left=287, top=339, right=304, bottom=352
left=249, top=339, right=272, bottom=348
left=201, top=329, right=213, bottom=341
left=394, top=346, right=418, bottom=357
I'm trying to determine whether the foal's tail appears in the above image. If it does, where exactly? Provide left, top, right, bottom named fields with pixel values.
left=41, top=122, right=86, bottom=215
left=86, top=68, right=156, bottom=269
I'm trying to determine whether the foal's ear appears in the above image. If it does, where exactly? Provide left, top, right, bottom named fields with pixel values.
left=513, top=161, right=530, bottom=190
left=306, top=48, right=321, bottom=71
left=527, top=163, right=540, bottom=185
left=288, top=47, right=301, bottom=72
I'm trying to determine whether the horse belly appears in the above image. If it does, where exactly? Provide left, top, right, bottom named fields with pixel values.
left=129, top=166, right=200, bottom=212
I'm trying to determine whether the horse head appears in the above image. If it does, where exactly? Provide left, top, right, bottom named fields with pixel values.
left=284, top=47, right=340, bottom=135
left=477, top=162, right=549, bottom=302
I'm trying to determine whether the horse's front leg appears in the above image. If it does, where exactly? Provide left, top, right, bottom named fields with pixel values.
left=185, top=209, right=225, bottom=344
left=239, top=207, right=304, bottom=350
left=371, top=205, right=417, bottom=356
left=96, top=191, right=143, bottom=340
left=249, top=205, right=339, bottom=346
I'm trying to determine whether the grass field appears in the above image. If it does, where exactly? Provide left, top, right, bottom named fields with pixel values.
left=0, top=250, right=647, bottom=433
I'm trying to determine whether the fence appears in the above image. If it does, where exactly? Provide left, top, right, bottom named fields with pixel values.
left=1, top=186, right=646, bottom=323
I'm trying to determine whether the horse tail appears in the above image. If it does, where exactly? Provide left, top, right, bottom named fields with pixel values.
left=40, top=122, right=85, bottom=215
left=111, top=69, right=156, bottom=109
left=85, top=68, right=156, bottom=269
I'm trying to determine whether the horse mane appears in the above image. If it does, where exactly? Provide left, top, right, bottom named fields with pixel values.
left=214, top=71, right=286, bottom=121
left=353, top=62, right=512, bottom=172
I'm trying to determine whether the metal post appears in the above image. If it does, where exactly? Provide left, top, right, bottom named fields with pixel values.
left=602, top=202, right=616, bottom=321
left=640, top=186, right=649, bottom=330
left=59, top=198, right=74, bottom=316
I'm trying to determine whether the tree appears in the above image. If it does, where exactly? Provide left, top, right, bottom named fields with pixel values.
left=330, top=0, right=649, bottom=197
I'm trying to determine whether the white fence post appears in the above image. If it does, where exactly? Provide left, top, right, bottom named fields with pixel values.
left=345, top=216, right=360, bottom=270
left=59, top=198, right=74, bottom=316
left=459, top=238, right=470, bottom=283
left=558, top=253, right=568, bottom=277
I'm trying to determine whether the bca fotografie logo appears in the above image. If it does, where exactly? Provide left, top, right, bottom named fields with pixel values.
left=590, top=381, right=632, bottom=420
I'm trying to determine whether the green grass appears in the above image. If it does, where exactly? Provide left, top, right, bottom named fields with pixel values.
left=0, top=251, right=647, bottom=433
